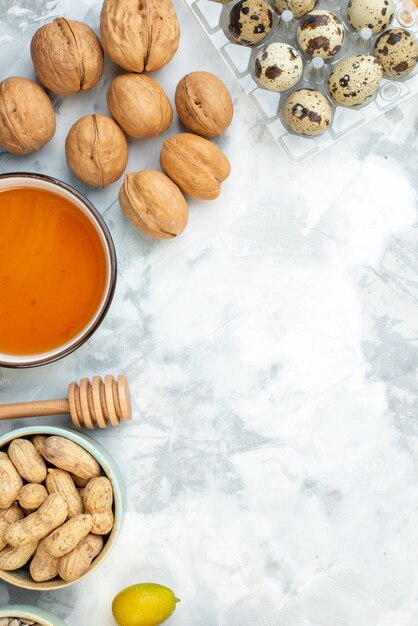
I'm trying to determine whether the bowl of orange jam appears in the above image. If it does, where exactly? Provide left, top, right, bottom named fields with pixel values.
left=0, top=172, right=116, bottom=367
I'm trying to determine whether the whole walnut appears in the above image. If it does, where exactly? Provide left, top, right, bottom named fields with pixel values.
left=175, top=72, right=234, bottom=138
left=107, top=74, right=172, bottom=138
left=31, top=18, right=104, bottom=94
left=160, top=133, right=231, bottom=200
left=65, top=114, right=128, bottom=188
left=119, top=170, right=188, bottom=239
left=100, top=0, right=180, bottom=73
left=0, top=77, right=56, bottom=154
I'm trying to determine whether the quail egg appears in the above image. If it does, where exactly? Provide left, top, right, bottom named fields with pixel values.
left=228, top=0, right=273, bottom=45
left=282, top=88, right=332, bottom=136
left=373, top=28, right=418, bottom=77
left=297, top=10, right=345, bottom=59
left=346, top=0, right=394, bottom=35
left=274, top=0, right=317, bottom=18
left=328, top=54, right=383, bottom=106
left=254, top=43, right=303, bottom=91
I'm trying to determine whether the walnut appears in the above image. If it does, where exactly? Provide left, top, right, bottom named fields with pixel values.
left=107, top=74, right=172, bottom=138
left=175, top=72, right=234, bottom=138
left=65, top=114, right=128, bottom=188
left=119, top=170, right=188, bottom=239
left=31, top=18, right=104, bottom=94
left=100, top=0, right=180, bottom=73
left=160, top=133, right=231, bottom=200
left=0, top=77, right=56, bottom=154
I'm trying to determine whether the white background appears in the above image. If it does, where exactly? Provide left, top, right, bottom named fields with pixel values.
left=0, top=0, right=417, bottom=624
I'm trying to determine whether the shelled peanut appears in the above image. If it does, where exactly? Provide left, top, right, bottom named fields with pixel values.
left=82, top=477, right=114, bottom=535
left=0, top=435, right=115, bottom=584
left=18, top=484, right=48, bottom=513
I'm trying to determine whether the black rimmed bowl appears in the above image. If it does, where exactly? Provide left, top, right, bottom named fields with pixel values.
left=0, top=173, right=116, bottom=368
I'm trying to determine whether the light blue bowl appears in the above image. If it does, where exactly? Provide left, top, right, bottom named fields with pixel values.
left=0, top=426, right=125, bottom=590
left=0, top=604, right=67, bottom=626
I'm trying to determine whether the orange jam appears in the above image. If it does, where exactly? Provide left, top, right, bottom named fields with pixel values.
left=0, top=186, right=107, bottom=356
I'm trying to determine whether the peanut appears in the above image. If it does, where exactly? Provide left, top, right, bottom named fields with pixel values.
left=0, top=452, right=23, bottom=509
left=44, top=513, right=92, bottom=557
left=5, top=493, right=67, bottom=547
left=8, top=438, right=47, bottom=484
left=58, top=533, right=103, bottom=582
left=70, top=473, right=90, bottom=488
left=32, top=435, right=48, bottom=458
left=43, top=437, right=101, bottom=480
left=29, top=538, right=60, bottom=582
left=0, top=504, right=24, bottom=550
left=83, top=477, right=113, bottom=512
left=0, top=541, right=38, bottom=570
left=46, top=469, right=83, bottom=518
left=0, top=503, right=24, bottom=521
left=18, top=484, right=48, bottom=512
left=83, top=477, right=114, bottom=535
left=90, top=510, right=114, bottom=535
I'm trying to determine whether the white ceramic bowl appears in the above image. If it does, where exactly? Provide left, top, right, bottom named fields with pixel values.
left=0, top=426, right=125, bottom=590
left=0, top=605, right=67, bottom=626
left=0, top=172, right=117, bottom=369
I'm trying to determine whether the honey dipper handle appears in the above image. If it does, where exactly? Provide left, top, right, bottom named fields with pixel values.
left=0, top=398, right=70, bottom=421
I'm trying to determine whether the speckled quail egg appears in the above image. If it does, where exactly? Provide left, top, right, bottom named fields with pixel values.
left=254, top=43, right=303, bottom=91
left=282, top=88, right=332, bottom=136
left=373, top=28, right=418, bottom=77
left=328, top=54, right=383, bottom=106
left=297, top=10, right=345, bottom=59
left=274, top=0, right=317, bottom=18
left=346, top=0, right=394, bottom=34
left=228, top=0, right=273, bottom=45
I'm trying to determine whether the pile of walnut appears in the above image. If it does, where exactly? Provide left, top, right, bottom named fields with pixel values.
left=0, top=0, right=234, bottom=240
left=0, top=435, right=114, bottom=584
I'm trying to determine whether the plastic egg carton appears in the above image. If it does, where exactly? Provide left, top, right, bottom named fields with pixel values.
left=184, top=0, right=418, bottom=160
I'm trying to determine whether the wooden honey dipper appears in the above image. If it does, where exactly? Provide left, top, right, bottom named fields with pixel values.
left=0, top=375, right=132, bottom=429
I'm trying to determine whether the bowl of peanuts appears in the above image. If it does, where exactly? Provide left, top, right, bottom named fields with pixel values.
left=0, top=604, right=67, bottom=626
left=0, top=426, right=125, bottom=590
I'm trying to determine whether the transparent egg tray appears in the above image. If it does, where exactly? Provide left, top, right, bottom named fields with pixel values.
left=185, top=0, right=418, bottom=160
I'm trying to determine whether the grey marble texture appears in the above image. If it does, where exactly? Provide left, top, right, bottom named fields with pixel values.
left=0, top=0, right=417, bottom=625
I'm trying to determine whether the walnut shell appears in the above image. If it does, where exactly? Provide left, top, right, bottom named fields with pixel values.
left=107, top=74, right=172, bottom=138
left=100, top=0, right=180, bottom=73
left=175, top=72, right=234, bottom=138
left=31, top=18, right=104, bottom=94
left=119, top=170, right=188, bottom=239
left=65, top=114, right=128, bottom=188
left=160, top=133, right=231, bottom=200
left=0, top=77, right=56, bottom=154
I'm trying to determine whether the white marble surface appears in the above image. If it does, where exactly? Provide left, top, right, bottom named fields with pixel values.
left=0, top=1, right=418, bottom=624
